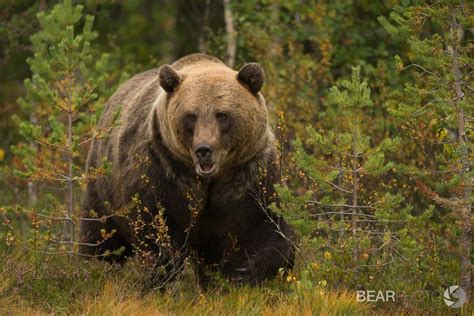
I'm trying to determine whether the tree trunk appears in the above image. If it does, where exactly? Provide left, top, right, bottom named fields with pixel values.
left=335, top=150, right=344, bottom=238
left=198, top=0, right=210, bottom=53
left=270, top=2, right=280, bottom=59
left=352, top=134, right=359, bottom=262
left=449, top=6, right=471, bottom=301
left=223, top=0, right=236, bottom=68
left=64, top=85, right=75, bottom=254
left=28, top=114, right=38, bottom=206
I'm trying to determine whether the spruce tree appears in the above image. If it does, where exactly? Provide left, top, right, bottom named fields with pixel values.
left=380, top=0, right=473, bottom=300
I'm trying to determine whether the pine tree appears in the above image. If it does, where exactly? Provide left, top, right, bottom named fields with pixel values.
left=11, top=0, right=115, bottom=253
left=380, top=0, right=473, bottom=300
left=277, top=67, right=409, bottom=288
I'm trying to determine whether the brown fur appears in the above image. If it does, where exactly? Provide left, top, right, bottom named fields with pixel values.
left=79, top=53, right=295, bottom=286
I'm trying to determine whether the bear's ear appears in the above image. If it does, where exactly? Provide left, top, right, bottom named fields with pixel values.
left=159, top=64, right=182, bottom=93
left=237, top=63, right=264, bottom=94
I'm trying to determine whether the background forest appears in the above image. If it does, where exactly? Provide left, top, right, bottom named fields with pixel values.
left=0, top=0, right=472, bottom=314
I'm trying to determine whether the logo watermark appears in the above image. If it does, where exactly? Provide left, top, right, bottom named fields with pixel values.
left=355, top=286, right=468, bottom=308
left=443, top=285, right=467, bottom=308
left=356, top=290, right=396, bottom=302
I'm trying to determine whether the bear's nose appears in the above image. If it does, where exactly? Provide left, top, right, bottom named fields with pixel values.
left=195, top=144, right=213, bottom=160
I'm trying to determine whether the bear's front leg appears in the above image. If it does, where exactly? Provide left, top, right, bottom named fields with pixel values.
left=221, top=217, right=295, bottom=284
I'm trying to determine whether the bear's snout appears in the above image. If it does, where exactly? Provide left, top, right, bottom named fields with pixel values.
left=195, top=143, right=212, bottom=160
left=194, top=143, right=218, bottom=176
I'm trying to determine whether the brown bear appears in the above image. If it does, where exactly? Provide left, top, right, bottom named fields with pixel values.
left=79, top=53, right=295, bottom=286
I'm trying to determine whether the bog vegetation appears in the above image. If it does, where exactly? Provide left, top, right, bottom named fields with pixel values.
left=0, top=0, right=472, bottom=314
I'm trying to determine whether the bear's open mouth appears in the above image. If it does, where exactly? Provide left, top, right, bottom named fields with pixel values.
left=195, top=163, right=217, bottom=176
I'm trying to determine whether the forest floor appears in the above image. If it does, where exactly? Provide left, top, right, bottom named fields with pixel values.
left=0, top=253, right=470, bottom=315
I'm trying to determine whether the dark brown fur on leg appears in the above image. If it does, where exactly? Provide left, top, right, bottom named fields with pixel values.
left=221, top=219, right=295, bottom=284
left=78, top=182, right=133, bottom=263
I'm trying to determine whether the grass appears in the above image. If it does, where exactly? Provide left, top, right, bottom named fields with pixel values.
left=74, top=281, right=367, bottom=316
left=0, top=252, right=372, bottom=315
left=0, top=251, right=471, bottom=315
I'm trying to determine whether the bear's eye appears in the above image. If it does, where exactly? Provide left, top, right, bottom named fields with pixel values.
left=183, top=113, right=197, bottom=134
left=216, top=112, right=232, bottom=133
left=186, top=113, right=197, bottom=122
left=216, top=113, right=228, bottom=122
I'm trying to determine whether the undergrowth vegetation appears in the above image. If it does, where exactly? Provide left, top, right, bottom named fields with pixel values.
left=1, top=253, right=371, bottom=315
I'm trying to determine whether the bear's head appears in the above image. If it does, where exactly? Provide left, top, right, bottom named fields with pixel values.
left=156, top=61, right=270, bottom=178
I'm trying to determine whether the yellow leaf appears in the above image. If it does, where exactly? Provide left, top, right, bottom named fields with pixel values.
left=0, top=148, right=5, bottom=161
left=436, top=127, right=448, bottom=141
